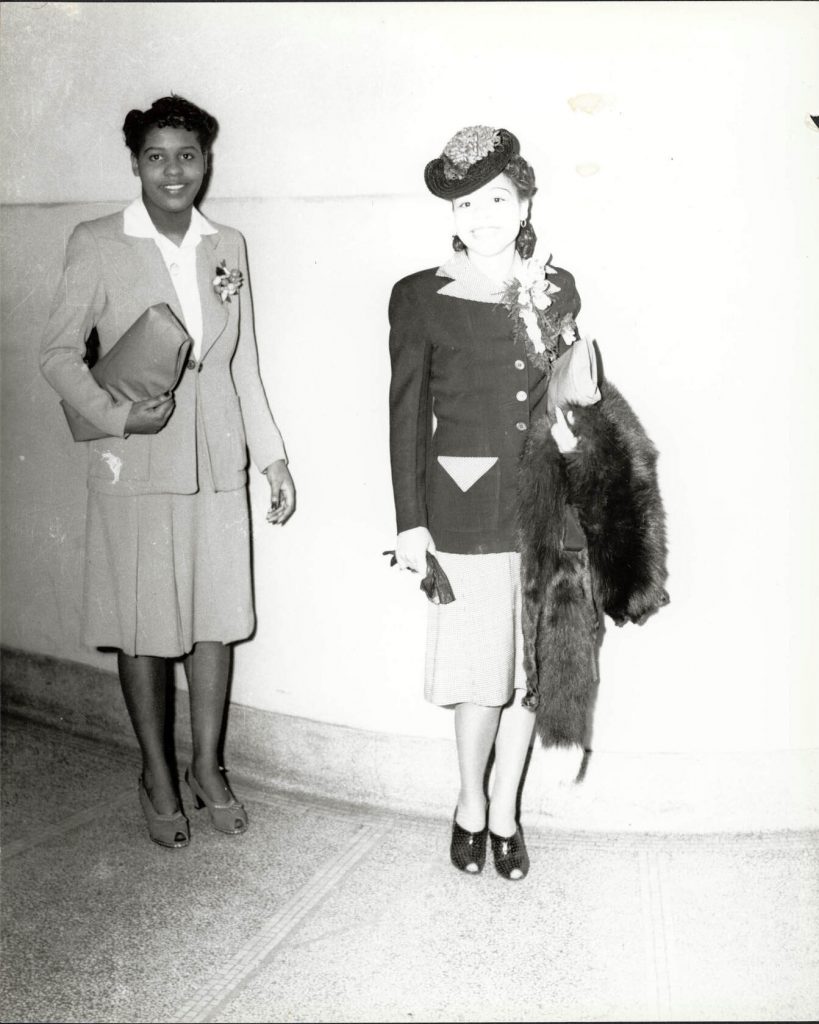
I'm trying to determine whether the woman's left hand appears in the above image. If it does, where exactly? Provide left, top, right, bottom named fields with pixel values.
left=551, top=406, right=579, bottom=454
left=264, top=460, right=296, bottom=525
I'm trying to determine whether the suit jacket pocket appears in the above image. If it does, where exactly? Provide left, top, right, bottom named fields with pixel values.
left=429, top=455, right=500, bottom=534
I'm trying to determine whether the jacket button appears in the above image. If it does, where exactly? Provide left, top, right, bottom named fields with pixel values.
left=516, top=390, right=527, bottom=402
left=187, top=358, right=196, bottom=370
left=515, top=359, right=525, bottom=370
left=516, top=421, right=527, bottom=431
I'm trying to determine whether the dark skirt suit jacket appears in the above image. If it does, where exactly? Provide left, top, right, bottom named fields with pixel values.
left=388, top=257, right=580, bottom=555
left=40, top=211, right=286, bottom=495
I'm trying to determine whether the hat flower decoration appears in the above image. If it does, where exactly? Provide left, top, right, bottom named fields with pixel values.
left=442, top=126, right=501, bottom=181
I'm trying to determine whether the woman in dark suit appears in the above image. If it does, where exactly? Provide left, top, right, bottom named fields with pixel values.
left=41, top=96, right=296, bottom=848
left=388, top=126, right=581, bottom=880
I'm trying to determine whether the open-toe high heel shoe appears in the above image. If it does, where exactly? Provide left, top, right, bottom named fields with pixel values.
left=138, top=778, right=190, bottom=849
left=185, top=767, right=248, bottom=835
left=450, top=811, right=488, bottom=874
left=489, top=826, right=530, bottom=881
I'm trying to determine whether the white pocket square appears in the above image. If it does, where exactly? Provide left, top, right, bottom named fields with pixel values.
left=437, top=455, right=498, bottom=492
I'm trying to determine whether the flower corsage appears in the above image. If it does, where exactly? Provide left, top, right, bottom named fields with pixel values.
left=502, top=255, right=577, bottom=372
left=212, top=260, right=243, bottom=303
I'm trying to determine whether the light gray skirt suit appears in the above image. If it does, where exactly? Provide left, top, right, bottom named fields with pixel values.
left=41, top=209, right=287, bottom=656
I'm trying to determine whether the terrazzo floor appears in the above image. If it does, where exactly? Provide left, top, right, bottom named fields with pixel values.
left=1, top=713, right=817, bottom=1023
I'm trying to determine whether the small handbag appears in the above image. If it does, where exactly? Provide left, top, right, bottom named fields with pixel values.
left=546, top=332, right=601, bottom=417
left=61, top=303, right=192, bottom=442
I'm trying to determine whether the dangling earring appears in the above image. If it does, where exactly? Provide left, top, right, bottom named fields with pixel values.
left=516, top=221, right=536, bottom=260
left=452, top=234, right=466, bottom=252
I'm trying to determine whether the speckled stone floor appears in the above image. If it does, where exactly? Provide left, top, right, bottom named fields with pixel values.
left=1, top=713, right=817, bottom=1023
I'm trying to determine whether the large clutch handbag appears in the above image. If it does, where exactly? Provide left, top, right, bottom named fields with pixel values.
left=61, top=303, right=192, bottom=442
left=546, top=333, right=601, bottom=417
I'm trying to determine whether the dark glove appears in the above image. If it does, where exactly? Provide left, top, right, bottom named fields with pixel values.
left=382, top=550, right=456, bottom=605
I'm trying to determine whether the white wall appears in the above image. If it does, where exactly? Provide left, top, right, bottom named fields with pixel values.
left=2, top=1, right=818, bottom=753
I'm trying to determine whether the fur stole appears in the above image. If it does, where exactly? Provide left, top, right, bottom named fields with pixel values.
left=517, top=380, right=669, bottom=747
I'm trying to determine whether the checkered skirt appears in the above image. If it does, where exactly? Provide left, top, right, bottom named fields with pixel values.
left=424, top=551, right=526, bottom=707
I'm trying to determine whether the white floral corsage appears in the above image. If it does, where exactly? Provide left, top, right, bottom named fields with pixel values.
left=212, top=260, right=243, bottom=303
left=502, top=255, right=576, bottom=370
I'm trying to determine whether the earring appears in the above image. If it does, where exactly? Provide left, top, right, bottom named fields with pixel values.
left=516, top=222, right=537, bottom=259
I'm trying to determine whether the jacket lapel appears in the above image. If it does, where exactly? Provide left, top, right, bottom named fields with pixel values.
left=110, top=232, right=186, bottom=328
left=197, top=232, right=229, bottom=361
left=113, top=235, right=179, bottom=303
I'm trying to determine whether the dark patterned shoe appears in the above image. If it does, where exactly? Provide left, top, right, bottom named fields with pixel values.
left=450, top=814, right=488, bottom=874
left=489, top=827, right=530, bottom=880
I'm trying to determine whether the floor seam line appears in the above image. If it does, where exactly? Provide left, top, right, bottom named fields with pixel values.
left=168, top=822, right=389, bottom=1024
left=639, top=848, right=659, bottom=1020
left=656, top=851, right=678, bottom=1020
left=0, top=790, right=134, bottom=860
left=646, top=847, right=673, bottom=1020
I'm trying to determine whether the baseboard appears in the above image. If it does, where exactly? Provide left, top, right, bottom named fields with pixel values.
left=3, top=646, right=818, bottom=833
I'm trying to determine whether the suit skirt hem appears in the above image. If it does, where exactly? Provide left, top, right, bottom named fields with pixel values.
left=81, top=482, right=255, bottom=659
left=424, top=550, right=526, bottom=708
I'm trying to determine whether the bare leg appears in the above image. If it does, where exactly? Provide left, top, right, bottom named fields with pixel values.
left=117, top=651, right=178, bottom=814
left=488, top=694, right=536, bottom=837
left=454, top=702, right=502, bottom=831
left=184, top=641, right=233, bottom=803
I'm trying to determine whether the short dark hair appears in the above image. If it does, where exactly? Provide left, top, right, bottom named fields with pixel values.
left=122, top=95, right=219, bottom=156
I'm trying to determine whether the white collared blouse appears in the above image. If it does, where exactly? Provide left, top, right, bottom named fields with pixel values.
left=123, top=197, right=217, bottom=359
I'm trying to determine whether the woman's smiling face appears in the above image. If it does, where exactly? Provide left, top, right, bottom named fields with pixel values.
left=451, top=173, right=529, bottom=258
left=131, top=126, right=207, bottom=220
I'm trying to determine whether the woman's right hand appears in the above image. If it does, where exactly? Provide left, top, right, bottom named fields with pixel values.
left=124, top=393, right=175, bottom=436
left=395, top=526, right=435, bottom=575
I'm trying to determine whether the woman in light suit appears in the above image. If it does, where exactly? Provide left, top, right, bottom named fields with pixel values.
left=41, top=95, right=295, bottom=849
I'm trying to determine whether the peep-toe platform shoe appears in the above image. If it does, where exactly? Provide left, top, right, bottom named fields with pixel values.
left=489, top=826, right=530, bottom=881
left=185, top=767, right=248, bottom=835
left=450, top=812, right=488, bottom=874
left=138, top=778, right=190, bottom=849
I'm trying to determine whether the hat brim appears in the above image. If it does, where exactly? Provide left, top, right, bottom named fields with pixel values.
left=424, top=129, right=520, bottom=200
